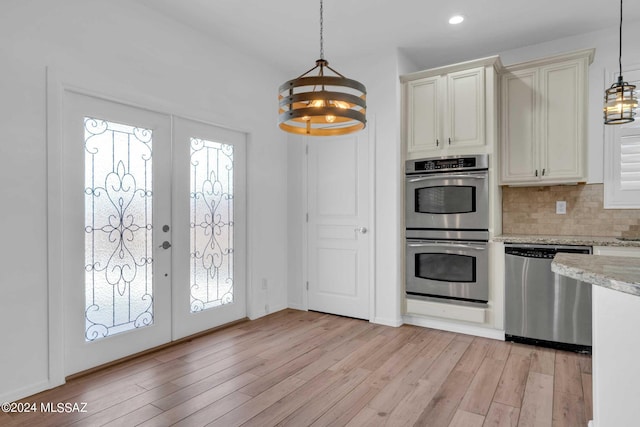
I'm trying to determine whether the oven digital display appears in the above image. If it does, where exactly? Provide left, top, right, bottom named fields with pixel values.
left=413, top=157, right=477, bottom=171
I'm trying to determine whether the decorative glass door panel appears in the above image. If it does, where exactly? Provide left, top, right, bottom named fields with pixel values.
left=84, top=117, right=154, bottom=341
left=190, top=138, right=234, bottom=312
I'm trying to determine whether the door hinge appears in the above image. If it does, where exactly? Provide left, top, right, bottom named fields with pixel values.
left=306, top=281, right=309, bottom=290
left=306, top=213, right=309, bottom=223
left=305, top=145, right=309, bottom=155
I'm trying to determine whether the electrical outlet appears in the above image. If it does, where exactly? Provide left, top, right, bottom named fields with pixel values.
left=556, top=201, right=567, bottom=215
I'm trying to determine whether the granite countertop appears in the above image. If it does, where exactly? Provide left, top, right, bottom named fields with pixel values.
left=493, top=234, right=640, bottom=247
left=552, top=253, right=640, bottom=297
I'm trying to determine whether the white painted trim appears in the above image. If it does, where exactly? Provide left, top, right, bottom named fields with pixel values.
left=403, top=315, right=506, bottom=340
left=0, top=380, right=54, bottom=405
left=46, top=67, right=66, bottom=393
left=372, top=316, right=404, bottom=327
left=302, top=138, right=309, bottom=311
left=368, top=115, right=377, bottom=323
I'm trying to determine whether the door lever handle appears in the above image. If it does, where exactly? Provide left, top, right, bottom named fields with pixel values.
left=355, top=227, right=368, bottom=234
left=159, top=241, right=172, bottom=249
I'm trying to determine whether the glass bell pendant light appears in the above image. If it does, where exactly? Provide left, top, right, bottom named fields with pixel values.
left=278, top=0, right=367, bottom=136
left=604, top=0, right=638, bottom=125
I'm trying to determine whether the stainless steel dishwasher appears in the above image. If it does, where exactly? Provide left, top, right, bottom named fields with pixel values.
left=505, top=244, right=592, bottom=353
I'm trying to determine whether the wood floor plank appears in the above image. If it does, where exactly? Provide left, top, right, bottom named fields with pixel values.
left=276, top=368, right=371, bottom=427
left=206, top=376, right=307, bottom=427
left=309, top=382, right=380, bottom=427
left=137, top=372, right=259, bottom=426
left=530, top=348, right=556, bottom=376
left=582, top=373, right=593, bottom=422
left=483, top=402, right=520, bottom=427
left=459, top=357, right=506, bottom=415
left=518, top=372, right=554, bottom=427
left=412, top=338, right=491, bottom=426
left=366, top=330, right=457, bottom=413
left=552, top=391, right=586, bottom=427
left=3, top=310, right=593, bottom=427
left=554, top=352, right=583, bottom=396
left=493, top=353, right=531, bottom=408
left=448, top=409, right=485, bottom=427
left=384, top=339, right=471, bottom=425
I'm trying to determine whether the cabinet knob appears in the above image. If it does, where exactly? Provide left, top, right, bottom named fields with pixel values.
left=436, top=139, right=439, bottom=147
left=535, top=170, right=538, bottom=177
left=448, top=137, right=451, bottom=145
left=542, top=168, right=546, bottom=176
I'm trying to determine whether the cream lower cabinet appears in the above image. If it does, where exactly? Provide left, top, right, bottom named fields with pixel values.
left=500, top=49, right=594, bottom=185
left=402, top=56, right=501, bottom=158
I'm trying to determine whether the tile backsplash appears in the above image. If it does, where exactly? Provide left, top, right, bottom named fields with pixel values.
left=502, top=184, right=640, bottom=238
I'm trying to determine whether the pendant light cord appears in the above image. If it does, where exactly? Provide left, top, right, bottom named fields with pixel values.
left=319, top=0, right=324, bottom=60
left=619, top=0, right=623, bottom=77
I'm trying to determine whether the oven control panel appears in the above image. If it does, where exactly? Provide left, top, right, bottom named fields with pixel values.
left=406, top=154, right=488, bottom=174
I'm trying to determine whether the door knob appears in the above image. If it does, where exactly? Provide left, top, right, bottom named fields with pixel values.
left=355, top=227, right=368, bottom=234
left=159, top=241, right=172, bottom=249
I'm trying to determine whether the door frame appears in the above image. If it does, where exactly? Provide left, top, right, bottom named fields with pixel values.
left=301, top=116, right=377, bottom=320
left=46, top=66, right=251, bottom=389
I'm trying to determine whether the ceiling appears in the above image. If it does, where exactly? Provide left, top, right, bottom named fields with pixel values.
left=135, top=0, right=640, bottom=75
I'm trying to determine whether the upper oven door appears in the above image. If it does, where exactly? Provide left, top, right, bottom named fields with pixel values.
left=405, top=171, right=488, bottom=230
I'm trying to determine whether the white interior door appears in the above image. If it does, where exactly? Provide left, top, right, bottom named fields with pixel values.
left=62, top=92, right=246, bottom=375
left=307, top=131, right=371, bottom=320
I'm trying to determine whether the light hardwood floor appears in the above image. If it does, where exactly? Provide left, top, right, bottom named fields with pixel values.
left=1, top=309, right=592, bottom=426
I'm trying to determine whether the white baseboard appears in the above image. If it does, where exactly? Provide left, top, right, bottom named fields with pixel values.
left=0, top=379, right=62, bottom=404
left=286, top=302, right=306, bottom=311
left=403, top=314, right=505, bottom=340
left=371, top=316, right=403, bottom=327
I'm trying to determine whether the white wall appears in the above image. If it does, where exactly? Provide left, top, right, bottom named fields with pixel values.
left=0, top=0, right=287, bottom=402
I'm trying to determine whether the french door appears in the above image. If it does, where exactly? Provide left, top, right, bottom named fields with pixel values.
left=62, top=92, right=245, bottom=375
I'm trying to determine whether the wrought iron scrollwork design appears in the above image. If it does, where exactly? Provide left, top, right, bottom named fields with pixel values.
left=190, top=138, right=234, bottom=312
left=84, top=117, right=154, bottom=341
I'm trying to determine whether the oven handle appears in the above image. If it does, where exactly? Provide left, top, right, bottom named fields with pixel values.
left=407, top=172, right=487, bottom=183
left=407, top=242, right=487, bottom=250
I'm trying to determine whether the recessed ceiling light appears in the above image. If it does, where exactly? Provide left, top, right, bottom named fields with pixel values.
left=449, top=15, right=464, bottom=25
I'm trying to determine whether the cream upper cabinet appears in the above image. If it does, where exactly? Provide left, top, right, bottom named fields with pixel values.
left=500, top=49, right=594, bottom=185
left=402, top=56, right=501, bottom=159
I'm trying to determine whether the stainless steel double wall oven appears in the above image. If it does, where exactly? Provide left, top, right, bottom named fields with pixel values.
left=405, top=155, right=490, bottom=304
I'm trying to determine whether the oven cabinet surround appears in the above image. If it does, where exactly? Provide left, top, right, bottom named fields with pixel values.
left=403, top=241, right=506, bottom=340
left=401, top=56, right=502, bottom=159
left=553, top=248, right=640, bottom=427
left=500, top=49, right=594, bottom=185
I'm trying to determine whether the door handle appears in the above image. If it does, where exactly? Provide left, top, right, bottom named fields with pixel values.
left=355, top=227, right=368, bottom=234
left=159, top=241, right=172, bottom=249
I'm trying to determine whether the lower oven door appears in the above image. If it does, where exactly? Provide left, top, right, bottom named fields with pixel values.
left=406, top=239, right=489, bottom=303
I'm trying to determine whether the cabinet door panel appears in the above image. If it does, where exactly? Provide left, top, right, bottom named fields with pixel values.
left=501, top=70, right=538, bottom=182
left=447, top=67, right=485, bottom=147
left=541, top=61, right=584, bottom=181
left=407, top=77, right=440, bottom=153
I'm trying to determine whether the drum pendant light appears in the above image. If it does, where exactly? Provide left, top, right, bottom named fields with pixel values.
left=278, top=0, right=367, bottom=136
left=604, top=0, right=638, bottom=125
